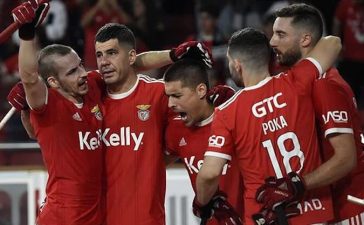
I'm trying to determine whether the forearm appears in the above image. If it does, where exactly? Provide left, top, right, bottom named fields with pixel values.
left=196, top=170, right=219, bottom=205
left=134, top=50, right=172, bottom=72
left=19, top=39, right=39, bottom=84
left=304, top=133, right=356, bottom=190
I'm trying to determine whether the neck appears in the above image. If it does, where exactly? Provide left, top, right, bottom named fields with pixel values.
left=242, top=69, right=270, bottom=87
left=57, top=89, right=84, bottom=104
left=107, top=72, right=138, bottom=94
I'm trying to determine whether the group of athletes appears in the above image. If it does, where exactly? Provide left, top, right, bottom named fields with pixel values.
left=5, top=0, right=364, bottom=224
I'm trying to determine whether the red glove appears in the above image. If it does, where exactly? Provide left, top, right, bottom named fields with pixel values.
left=193, top=191, right=242, bottom=225
left=7, top=82, right=28, bottom=111
left=255, top=172, right=306, bottom=211
left=207, top=85, right=235, bottom=107
left=12, top=0, right=50, bottom=40
left=170, top=41, right=212, bottom=68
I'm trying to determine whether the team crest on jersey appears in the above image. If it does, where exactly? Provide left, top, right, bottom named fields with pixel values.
left=91, top=105, right=103, bottom=121
left=136, top=104, right=151, bottom=121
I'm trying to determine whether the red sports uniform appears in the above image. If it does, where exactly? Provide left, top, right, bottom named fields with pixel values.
left=102, top=74, right=168, bottom=225
left=206, top=59, right=334, bottom=225
left=165, top=115, right=244, bottom=224
left=31, top=72, right=104, bottom=225
left=313, top=68, right=364, bottom=224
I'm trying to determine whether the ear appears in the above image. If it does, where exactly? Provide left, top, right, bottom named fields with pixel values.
left=300, top=33, right=312, bottom=48
left=233, top=58, right=242, bottom=74
left=196, top=83, right=208, bottom=99
left=129, top=49, right=137, bottom=66
left=47, top=76, right=59, bottom=88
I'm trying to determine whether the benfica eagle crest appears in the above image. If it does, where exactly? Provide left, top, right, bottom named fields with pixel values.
left=136, top=104, right=151, bottom=121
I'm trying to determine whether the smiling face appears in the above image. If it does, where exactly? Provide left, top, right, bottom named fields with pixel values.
left=49, top=50, right=88, bottom=99
left=95, top=38, right=135, bottom=87
left=165, top=80, right=208, bottom=127
left=270, top=17, right=302, bottom=67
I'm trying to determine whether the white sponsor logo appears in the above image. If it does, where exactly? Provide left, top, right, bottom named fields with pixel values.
left=102, top=127, right=144, bottom=151
left=252, top=92, right=287, bottom=118
left=184, top=156, right=230, bottom=175
left=208, top=135, right=225, bottom=148
left=322, top=111, right=348, bottom=124
left=78, top=129, right=102, bottom=150
left=297, top=198, right=325, bottom=214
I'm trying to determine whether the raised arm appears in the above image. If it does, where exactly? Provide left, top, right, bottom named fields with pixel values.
left=134, top=41, right=212, bottom=72
left=307, top=36, right=342, bottom=73
left=13, top=1, right=50, bottom=109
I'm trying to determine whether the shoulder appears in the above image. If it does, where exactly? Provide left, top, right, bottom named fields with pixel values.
left=217, top=89, right=244, bottom=111
left=137, top=74, right=166, bottom=95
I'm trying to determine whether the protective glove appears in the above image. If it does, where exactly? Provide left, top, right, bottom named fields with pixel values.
left=7, top=82, right=29, bottom=111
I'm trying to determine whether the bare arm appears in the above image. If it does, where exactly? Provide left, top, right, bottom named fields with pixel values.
left=307, top=36, right=342, bottom=73
left=20, top=110, right=36, bottom=139
left=19, top=39, right=47, bottom=109
left=134, top=50, right=172, bottom=72
left=304, top=133, right=356, bottom=190
left=196, top=156, right=227, bottom=205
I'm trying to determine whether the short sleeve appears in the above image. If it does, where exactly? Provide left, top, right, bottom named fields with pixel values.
left=205, top=109, right=234, bottom=160
left=313, top=78, right=354, bottom=137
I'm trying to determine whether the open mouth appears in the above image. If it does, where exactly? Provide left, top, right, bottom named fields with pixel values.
left=78, top=79, right=88, bottom=88
left=179, top=112, right=187, bottom=121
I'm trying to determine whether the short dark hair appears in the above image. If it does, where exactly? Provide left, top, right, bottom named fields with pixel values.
left=95, top=23, right=136, bottom=50
left=38, top=44, right=73, bottom=80
left=228, top=27, right=271, bottom=70
left=275, top=3, right=323, bottom=44
left=164, top=59, right=209, bottom=89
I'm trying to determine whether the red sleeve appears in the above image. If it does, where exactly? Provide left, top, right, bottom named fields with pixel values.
left=313, top=78, right=354, bottom=137
left=288, top=58, right=321, bottom=95
left=205, top=109, right=234, bottom=160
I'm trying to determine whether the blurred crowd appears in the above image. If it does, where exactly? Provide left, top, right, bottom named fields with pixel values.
left=0, top=0, right=363, bottom=162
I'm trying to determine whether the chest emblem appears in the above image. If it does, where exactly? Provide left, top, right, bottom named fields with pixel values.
left=136, top=104, right=151, bottom=121
left=91, top=104, right=103, bottom=121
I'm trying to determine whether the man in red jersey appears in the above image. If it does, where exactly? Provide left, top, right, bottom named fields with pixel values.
left=94, top=23, right=170, bottom=225
left=12, top=1, right=105, bottom=225
left=270, top=3, right=364, bottom=224
left=164, top=59, right=243, bottom=225
left=195, top=27, right=342, bottom=225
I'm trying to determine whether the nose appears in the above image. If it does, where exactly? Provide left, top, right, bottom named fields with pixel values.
left=168, top=97, right=176, bottom=109
left=270, top=35, right=277, bottom=47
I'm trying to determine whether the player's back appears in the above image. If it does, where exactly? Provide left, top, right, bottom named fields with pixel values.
left=314, top=68, right=364, bottom=221
left=103, top=74, right=168, bottom=225
left=30, top=75, right=104, bottom=225
left=165, top=116, right=244, bottom=224
left=211, top=59, right=334, bottom=224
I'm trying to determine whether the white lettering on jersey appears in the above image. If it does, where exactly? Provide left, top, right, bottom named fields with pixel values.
left=78, top=129, right=102, bottom=150
left=322, top=111, right=348, bottom=124
left=208, top=135, right=225, bottom=148
left=296, top=198, right=325, bottom=214
left=252, top=92, right=287, bottom=118
left=262, top=116, right=288, bottom=135
left=102, top=127, right=144, bottom=151
left=184, top=156, right=230, bottom=175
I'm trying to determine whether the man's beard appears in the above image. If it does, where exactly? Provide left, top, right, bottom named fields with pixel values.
left=278, top=47, right=302, bottom=67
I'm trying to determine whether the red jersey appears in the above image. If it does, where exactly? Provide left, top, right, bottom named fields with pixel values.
left=165, top=115, right=244, bottom=224
left=30, top=72, right=104, bottom=225
left=206, top=59, right=334, bottom=225
left=313, top=68, right=364, bottom=221
left=103, top=74, right=168, bottom=225
left=335, top=0, right=364, bottom=62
